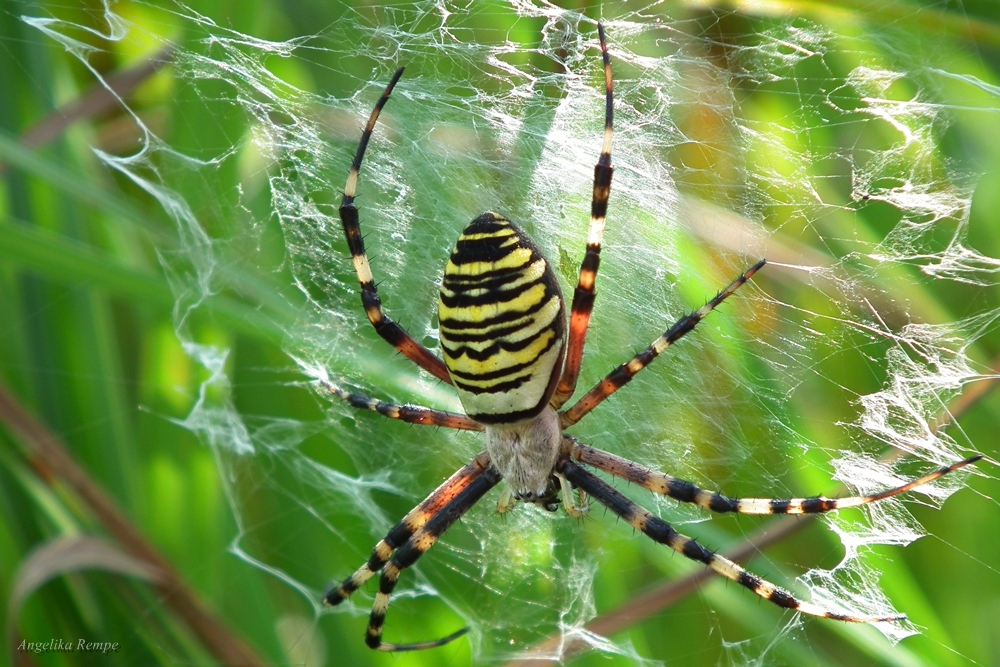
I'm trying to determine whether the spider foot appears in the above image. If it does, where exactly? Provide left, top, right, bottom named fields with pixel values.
left=323, top=585, right=349, bottom=606
left=371, top=626, right=470, bottom=652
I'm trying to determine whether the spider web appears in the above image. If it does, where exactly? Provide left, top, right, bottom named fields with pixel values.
left=27, top=1, right=999, bottom=664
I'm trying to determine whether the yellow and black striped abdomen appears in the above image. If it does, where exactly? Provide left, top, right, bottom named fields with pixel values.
left=439, top=212, right=566, bottom=424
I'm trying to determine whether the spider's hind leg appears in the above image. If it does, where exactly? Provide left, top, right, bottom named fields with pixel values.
left=338, top=68, right=453, bottom=384
left=551, top=23, right=615, bottom=409
left=560, top=260, right=765, bottom=429
left=322, top=380, right=483, bottom=431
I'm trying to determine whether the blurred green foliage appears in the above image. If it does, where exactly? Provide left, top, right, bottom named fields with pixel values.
left=1, top=1, right=999, bottom=667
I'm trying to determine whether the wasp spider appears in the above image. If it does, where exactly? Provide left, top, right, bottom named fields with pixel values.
left=322, top=24, right=981, bottom=652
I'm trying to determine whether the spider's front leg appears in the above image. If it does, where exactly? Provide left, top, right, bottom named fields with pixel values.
left=569, top=437, right=982, bottom=516
left=556, top=458, right=908, bottom=623
left=324, top=453, right=489, bottom=604
left=365, top=466, right=502, bottom=651
left=325, top=453, right=501, bottom=651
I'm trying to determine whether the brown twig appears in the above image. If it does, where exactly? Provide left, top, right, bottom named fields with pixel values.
left=0, top=45, right=173, bottom=174
left=0, top=382, right=265, bottom=667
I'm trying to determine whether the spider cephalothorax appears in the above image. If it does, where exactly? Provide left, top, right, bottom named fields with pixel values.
left=321, top=24, right=981, bottom=652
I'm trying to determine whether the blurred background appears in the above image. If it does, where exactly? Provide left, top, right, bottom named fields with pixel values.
left=2, top=1, right=999, bottom=666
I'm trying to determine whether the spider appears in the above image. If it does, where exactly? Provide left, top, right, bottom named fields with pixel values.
left=321, top=24, right=981, bottom=652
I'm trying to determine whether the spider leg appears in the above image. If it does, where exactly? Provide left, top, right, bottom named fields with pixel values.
left=324, top=453, right=490, bottom=605
left=560, top=260, right=765, bottom=428
left=340, top=67, right=452, bottom=384
left=551, top=23, right=614, bottom=409
left=556, top=458, right=905, bottom=623
left=367, top=466, right=502, bottom=651
left=570, top=438, right=983, bottom=514
left=322, top=380, right=483, bottom=431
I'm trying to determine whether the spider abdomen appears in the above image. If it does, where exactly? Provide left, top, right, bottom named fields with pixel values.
left=438, top=212, right=566, bottom=424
